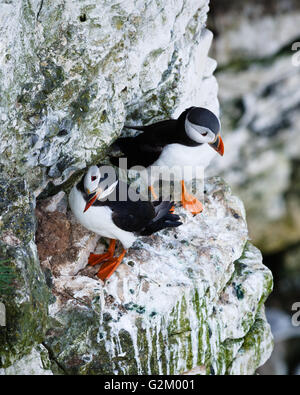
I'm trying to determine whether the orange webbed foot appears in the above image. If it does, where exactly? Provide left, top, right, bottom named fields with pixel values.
left=149, top=185, right=158, bottom=200
left=88, top=252, right=111, bottom=266
left=88, top=239, right=116, bottom=267
left=96, top=249, right=127, bottom=281
left=181, top=181, right=203, bottom=215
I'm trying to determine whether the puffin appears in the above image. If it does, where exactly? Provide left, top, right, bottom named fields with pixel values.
left=69, top=165, right=182, bottom=281
left=110, top=107, right=224, bottom=215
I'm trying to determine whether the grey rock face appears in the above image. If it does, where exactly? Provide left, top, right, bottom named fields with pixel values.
left=0, top=176, right=50, bottom=368
left=0, top=0, right=214, bottom=193
left=0, top=0, right=273, bottom=374
left=0, top=345, right=52, bottom=375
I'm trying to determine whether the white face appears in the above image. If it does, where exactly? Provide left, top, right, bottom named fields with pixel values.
left=185, top=119, right=216, bottom=144
left=84, top=166, right=101, bottom=194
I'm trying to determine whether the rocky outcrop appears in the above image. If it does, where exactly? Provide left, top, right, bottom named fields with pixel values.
left=0, top=0, right=273, bottom=374
left=1, top=179, right=273, bottom=375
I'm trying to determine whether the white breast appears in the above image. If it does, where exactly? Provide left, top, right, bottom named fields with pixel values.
left=150, top=143, right=216, bottom=180
left=69, top=186, right=136, bottom=249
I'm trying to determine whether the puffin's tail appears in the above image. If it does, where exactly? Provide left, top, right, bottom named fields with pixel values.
left=110, top=125, right=145, bottom=155
left=140, top=201, right=182, bottom=236
left=109, top=136, right=137, bottom=167
left=124, top=125, right=145, bottom=131
left=109, top=125, right=146, bottom=166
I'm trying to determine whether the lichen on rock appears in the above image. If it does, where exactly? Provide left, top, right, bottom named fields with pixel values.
left=0, top=176, right=50, bottom=369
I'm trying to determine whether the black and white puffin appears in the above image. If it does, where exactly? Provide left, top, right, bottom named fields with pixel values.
left=69, top=166, right=182, bottom=281
left=110, top=107, right=224, bottom=215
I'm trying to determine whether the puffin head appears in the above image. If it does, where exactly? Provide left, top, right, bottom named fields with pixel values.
left=84, top=165, right=101, bottom=195
left=185, top=107, right=224, bottom=156
left=83, top=166, right=118, bottom=212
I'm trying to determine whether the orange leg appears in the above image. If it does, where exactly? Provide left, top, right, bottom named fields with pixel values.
left=149, top=185, right=175, bottom=211
left=96, top=249, right=127, bottom=281
left=181, top=180, right=203, bottom=215
left=88, top=239, right=116, bottom=266
left=149, top=185, right=158, bottom=200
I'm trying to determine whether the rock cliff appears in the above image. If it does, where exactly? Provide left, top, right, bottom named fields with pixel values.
left=0, top=0, right=273, bottom=375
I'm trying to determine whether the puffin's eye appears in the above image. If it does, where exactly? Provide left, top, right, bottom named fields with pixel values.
left=202, top=132, right=208, bottom=136
left=91, top=176, right=97, bottom=181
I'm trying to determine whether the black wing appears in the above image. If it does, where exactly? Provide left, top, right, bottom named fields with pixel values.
left=123, top=119, right=178, bottom=146
left=110, top=199, right=182, bottom=236
left=110, top=200, right=156, bottom=233
left=124, top=119, right=176, bottom=133
left=110, top=119, right=178, bottom=168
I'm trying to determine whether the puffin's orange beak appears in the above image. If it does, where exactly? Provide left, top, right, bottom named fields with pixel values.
left=83, top=188, right=102, bottom=213
left=209, top=134, right=224, bottom=156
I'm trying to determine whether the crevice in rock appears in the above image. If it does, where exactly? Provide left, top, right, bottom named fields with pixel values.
left=41, top=342, right=67, bottom=375
left=36, top=0, right=44, bottom=22
left=225, top=312, right=271, bottom=374
left=79, top=14, right=87, bottom=22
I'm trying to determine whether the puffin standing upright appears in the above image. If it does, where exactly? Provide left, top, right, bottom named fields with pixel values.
left=110, top=107, right=224, bottom=215
left=69, top=166, right=182, bottom=281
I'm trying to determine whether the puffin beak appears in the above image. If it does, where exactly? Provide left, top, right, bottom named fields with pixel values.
left=84, top=180, right=118, bottom=212
left=83, top=188, right=102, bottom=213
left=209, top=134, right=224, bottom=156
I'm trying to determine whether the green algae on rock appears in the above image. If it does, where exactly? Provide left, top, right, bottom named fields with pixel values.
left=0, top=177, right=50, bottom=369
